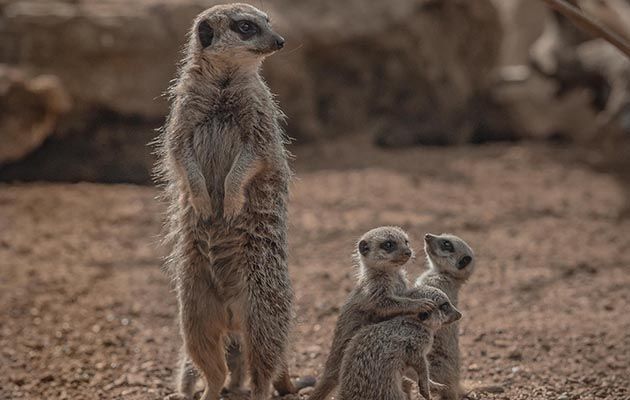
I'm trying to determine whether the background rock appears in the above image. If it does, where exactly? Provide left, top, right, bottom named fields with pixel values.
left=490, top=0, right=630, bottom=144
left=491, top=0, right=546, bottom=66
left=0, top=0, right=502, bottom=181
left=0, top=65, right=71, bottom=165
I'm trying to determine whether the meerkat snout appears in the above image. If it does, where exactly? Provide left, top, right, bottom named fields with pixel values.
left=442, top=302, right=462, bottom=324
left=274, top=35, right=285, bottom=49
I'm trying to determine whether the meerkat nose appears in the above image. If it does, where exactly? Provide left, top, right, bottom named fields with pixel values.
left=403, top=249, right=412, bottom=257
left=274, top=35, right=285, bottom=49
left=424, top=233, right=435, bottom=242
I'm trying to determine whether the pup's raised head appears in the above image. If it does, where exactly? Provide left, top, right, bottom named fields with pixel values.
left=357, top=226, right=413, bottom=272
left=424, top=233, right=475, bottom=280
left=191, top=3, right=284, bottom=65
left=415, top=286, right=461, bottom=331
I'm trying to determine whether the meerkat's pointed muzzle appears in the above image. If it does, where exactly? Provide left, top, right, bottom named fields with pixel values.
left=272, top=34, right=285, bottom=50
left=448, top=308, right=462, bottom=324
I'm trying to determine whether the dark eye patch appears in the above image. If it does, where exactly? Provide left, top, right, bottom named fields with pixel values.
left=198, top=20, right=214, bottom=48
left=457, top=255, right=472, bottom=269
left=230, top=19, right=259, bottom=39
left=418, top=311, right=431, bottom=321
left=439, top=302, right=450, bottom=312
left=439, top=240, right=454, bottom=252
left=380, top=240, right=397, bottom=253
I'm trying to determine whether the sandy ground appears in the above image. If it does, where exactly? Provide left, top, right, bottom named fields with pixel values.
left=1, top=137, right=629, bottom=400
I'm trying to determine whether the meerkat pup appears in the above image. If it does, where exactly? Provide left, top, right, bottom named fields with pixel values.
left=338, top=286, right=462, bottom=400
left=308, top=226, right=436, bottom=400
left=414, top=233, right=475, bottom=400
left=154, top=4, right=305, bottom=400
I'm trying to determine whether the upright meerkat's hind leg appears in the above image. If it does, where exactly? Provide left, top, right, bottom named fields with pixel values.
left=182, top=306, right=228, bottom=400
left=245, top=310, right=290, bottom=400
left=244, top=267, right=293, bottom=400
left=178, top=254, right=229, bottom=400
left=177, top=351, right=200, bottom=398
left=225, top=336, right=316, bottom=397
left=225, top=335, right=248, bottom=395
left=273, top=363, right=317, bottom=396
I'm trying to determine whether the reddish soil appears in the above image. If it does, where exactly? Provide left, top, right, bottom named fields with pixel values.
left=1, top=137, right=629, bottom=400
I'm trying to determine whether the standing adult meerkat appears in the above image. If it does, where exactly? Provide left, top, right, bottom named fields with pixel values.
left=308, top=226, right=436, bottom=400
left=337, top=286, right=462, bottom=400
left=154, top=4, right=305, bottom=400
left=414, top=233, right=475, bottom=400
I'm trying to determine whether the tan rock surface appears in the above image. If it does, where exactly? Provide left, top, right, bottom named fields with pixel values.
left=0, top=65, right=71, bottom=165
left=0, top=0, right=501, bottom=144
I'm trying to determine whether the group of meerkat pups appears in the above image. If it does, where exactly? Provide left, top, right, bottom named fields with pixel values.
left=310, top=227, right=474, bottom=400
left=156, top=3, right=476, bottom=400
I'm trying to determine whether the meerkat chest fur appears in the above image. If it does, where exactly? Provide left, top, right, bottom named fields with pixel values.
left=185, top=72, right=289, bottom=212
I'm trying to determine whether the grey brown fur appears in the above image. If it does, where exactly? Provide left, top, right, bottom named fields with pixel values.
left=338, top=286, right=462, bottom=400
left=413, top=233, right=475, bottom=400
left=154, top=4, right=302, bottom=400
left=308, top=226, right=436, bottom=400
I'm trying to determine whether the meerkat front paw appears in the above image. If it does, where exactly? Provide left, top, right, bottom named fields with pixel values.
left=429, top=379, right=447, bottom=390
left=222, top=193, right=245, bottom=221
left=412, top=298, right=436, bottom=313
left=164, top=393, right=190, bottom=400
left=190, top=194, right=212, bottom=220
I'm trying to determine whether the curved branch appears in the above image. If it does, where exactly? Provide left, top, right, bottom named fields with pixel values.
left=541, top=0, right=630, bottom=58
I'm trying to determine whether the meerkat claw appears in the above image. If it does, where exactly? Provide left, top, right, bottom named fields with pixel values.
left=429, top=379, right=447, bottom=390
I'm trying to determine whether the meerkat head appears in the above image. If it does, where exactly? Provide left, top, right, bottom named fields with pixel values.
left=356, top=226, right=414, bottom=272
left=424, top=233, right=475, bottom=280
left=416, top=286, right=462, bottom=330
left=191, top=4, right=285, bottom=67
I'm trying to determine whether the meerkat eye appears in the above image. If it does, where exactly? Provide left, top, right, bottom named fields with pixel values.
left=439, top=302, right=450, bottom=312
left=418, top=311, right=431, bottom=321
left=380, top=240, right=397, bottom=253
left=235, top=20, right=259, bottom=36
left=458, top=256, right=472, bottom=269
left=439, top=240, right=454, bottom=252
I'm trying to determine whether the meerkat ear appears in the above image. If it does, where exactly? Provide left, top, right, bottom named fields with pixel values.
left=358, top=240, right=369, bottom=256
left=198, top=20, right=214, bottom=48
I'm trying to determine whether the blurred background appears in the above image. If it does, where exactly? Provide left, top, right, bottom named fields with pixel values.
left=1, top=1, right=629, bottom=399
left=1, top=0, right=629, bottom=183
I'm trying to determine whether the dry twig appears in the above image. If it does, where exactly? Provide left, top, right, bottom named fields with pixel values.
left=541, top=0, right=630, bottom=58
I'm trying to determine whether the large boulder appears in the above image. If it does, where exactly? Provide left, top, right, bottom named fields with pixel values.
left=0, top=0, right=501, bottom=182
left=0, top=0, right=502, bottom=181
left=0, top=65, right=71, bottom=165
